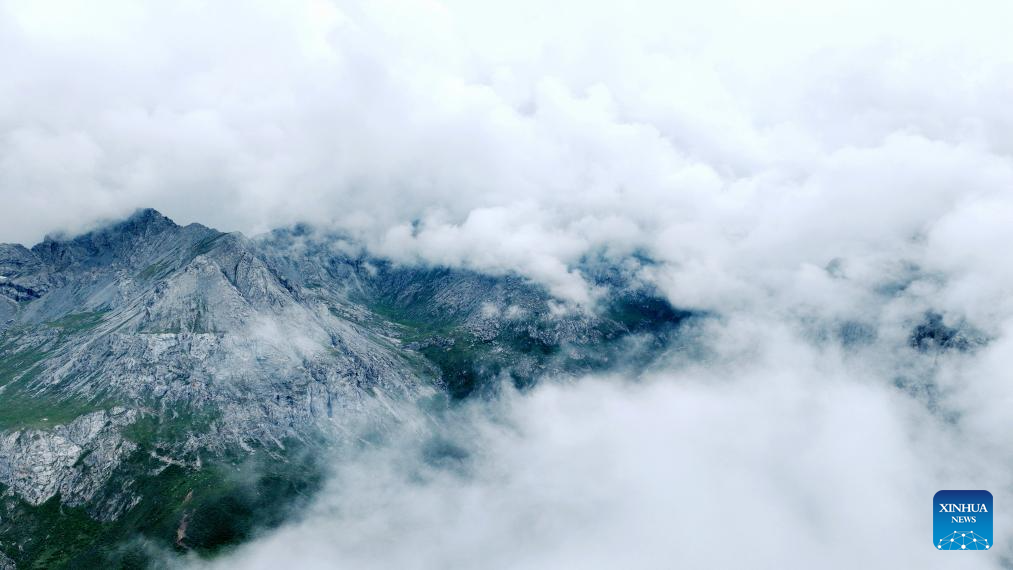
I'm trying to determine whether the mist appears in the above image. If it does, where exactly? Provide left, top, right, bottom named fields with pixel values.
left=4, top=0, right=1013, bottom=567
left=186, top=317, right=1007, bottom=569
left=3, top=0, right=1013, bottom=306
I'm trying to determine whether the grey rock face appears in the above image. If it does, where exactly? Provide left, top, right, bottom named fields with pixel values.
left=0, top=210, right=435, bottom=527
left=0, top=408, right=136, bottom=511
left=0, top=244, right=47, bottom=303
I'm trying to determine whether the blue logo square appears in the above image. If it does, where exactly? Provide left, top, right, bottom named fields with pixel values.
left=934, top=490, right=992, bottom=551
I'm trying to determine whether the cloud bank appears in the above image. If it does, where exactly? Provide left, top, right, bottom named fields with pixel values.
left=3, top=0, right=1013, bottom=308
left=4, top=0, right=1013, bottom=567
left=188, top=319, right=1007, bottom=569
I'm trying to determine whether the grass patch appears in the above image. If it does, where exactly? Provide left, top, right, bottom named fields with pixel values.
left=137, top=259, right=173, bottom=280
left=0, top=387, right=105, bottom=431
left=46, top=311, right=108, bottom=333
left=190, top=234, right=227, bottom=258
left=0, top=340, right=112, bottom=430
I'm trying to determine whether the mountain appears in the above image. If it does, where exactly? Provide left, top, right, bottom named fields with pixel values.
left=0, top=209, right=692, bottom=568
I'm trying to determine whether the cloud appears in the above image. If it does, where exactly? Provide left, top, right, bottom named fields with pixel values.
left=3, top=0, right=1013, bottom=308
left=186, top=319, right=1005, bottom=569
left=4, top=1, right=1013, bottom=567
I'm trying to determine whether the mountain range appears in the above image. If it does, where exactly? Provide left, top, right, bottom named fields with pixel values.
left=0, top=209, right=691, bottom=568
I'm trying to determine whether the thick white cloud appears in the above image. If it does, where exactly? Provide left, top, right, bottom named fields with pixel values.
left=186, top=320, right=1006, bottom=569
left=4, top=1, right=1013, bottom=567
left=2, top=0, right=1013, bottom=310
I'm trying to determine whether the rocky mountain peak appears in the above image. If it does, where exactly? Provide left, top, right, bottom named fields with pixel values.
left=119, top=207, right=178, bottom=233
left=29, top=208, right=185, bottom=270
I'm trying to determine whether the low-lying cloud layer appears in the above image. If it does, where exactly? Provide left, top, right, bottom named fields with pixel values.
left=4, top=0, right=1013, bottom=567
left=188, top=319, right=1006, bottom=569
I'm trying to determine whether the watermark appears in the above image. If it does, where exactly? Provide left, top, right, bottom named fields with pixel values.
left=934, top=490, right=992, bottom=551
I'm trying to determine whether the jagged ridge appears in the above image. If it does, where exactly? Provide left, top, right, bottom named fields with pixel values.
left=0, top=209, right=693, bottom=567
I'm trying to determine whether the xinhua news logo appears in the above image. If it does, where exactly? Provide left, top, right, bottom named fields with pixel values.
left=934, top=490, right=993, bottom=551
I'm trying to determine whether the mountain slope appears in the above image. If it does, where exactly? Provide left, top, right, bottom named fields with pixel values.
left=0, top=210, right=692, bottom=567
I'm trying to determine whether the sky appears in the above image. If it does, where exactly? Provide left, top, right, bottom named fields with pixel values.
left=3, top=0, right=1013, bottom=568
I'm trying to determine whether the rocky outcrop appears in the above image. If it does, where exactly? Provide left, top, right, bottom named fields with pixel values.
left=0, top=408, right=137, bottom=510
left=0, top=244, right=48, bottom=304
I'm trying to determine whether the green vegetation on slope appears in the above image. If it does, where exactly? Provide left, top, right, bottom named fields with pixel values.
left=0, top=315, right=115, bottom=430
left=0, top=439, right=326, bottom=569
left=368, top=292, right=691, bottom=399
